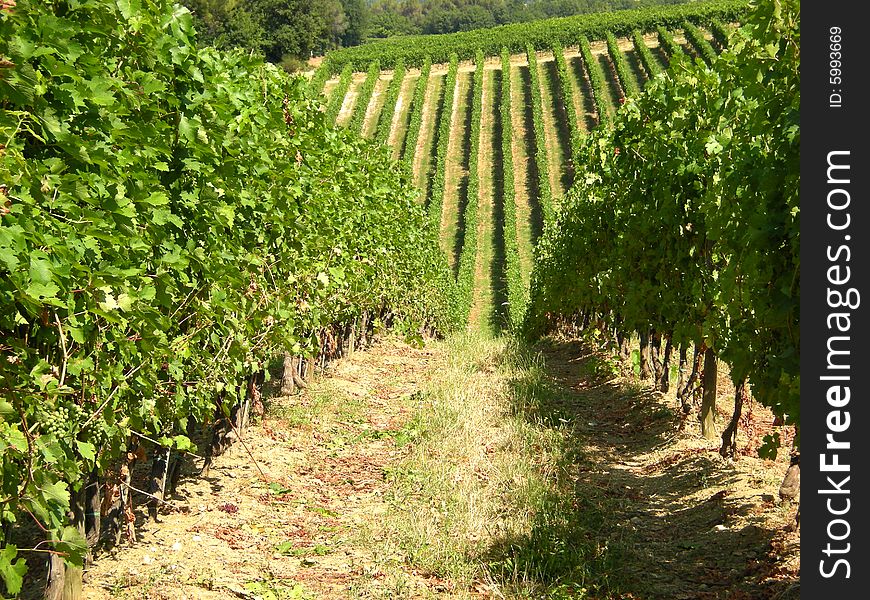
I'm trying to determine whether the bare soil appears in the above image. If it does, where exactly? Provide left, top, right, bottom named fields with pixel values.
left=525, top=337, right=800, bottom=599
left=78, top=333, right=799, bottom=600
left=82, top=339, right=442, bottom=599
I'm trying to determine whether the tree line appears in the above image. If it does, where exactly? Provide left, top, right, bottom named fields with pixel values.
left=180, top=0, right=692, bottom=69
left=367, top=0, right=691, bottom=38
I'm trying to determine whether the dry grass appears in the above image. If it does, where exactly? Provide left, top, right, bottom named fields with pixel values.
left=80, top=332, right=799, bottom=600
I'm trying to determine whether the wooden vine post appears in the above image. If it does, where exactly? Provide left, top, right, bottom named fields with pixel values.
left=699, top=347, right=718, bottom=439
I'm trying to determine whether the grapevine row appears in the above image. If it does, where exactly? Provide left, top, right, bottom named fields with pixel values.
left=632, top=29, right=663, bottom=79
left=500, top=48, right=527, bottom=329
left=709, top=19, right=732, bottom=49
left=321, top=0, right=750, bottom=73
left=656, top=25, right=686, bottom=61
left=308, top=61, right=332, bottom=97
left=347, top=60, right=381, bottom=134
left=455, top=51, right=485, bottom=322
left=375, top=59, right=406, bottom=144
left=551, top=40, right=583, bottom=165
left=682, top=21, right=719, bottom=65
left=325, top=63, right=354, bottom=124
left=526, top=0, right=799, bottom=456
left=524, top=44, right=553, bottom=223
left=578, top=35, right=611, bottom=128
left=0, top=1, right=458, bottom=594
left=605, top=32, right=639, bottom=98
left=401, top=57, right=433, bottom=173
left=427, top=53, right=460, bottom=228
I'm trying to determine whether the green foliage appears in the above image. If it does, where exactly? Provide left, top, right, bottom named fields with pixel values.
left=325, top=62, right=354, bottom=123
left=340, top=0, right=368, bottom=47
left=656, top=24, right=685, bottom=59
left=526, top=0, right=799, bottom=434
left=525, top=44, right=553, bottom=221
left=324, top=0, right=749, bottom=73
left=578, top=35, right=611, bottom=128
left=183, top=0, right=348, bottom=60
left=374, top=58, right=406, bottom=144
left=500, top=48, right=527, bottom=330
left=347, top=60, right=381, bottom=134
left=0, top=0, right=456, bottom=587
left=605, top=32, right=639, bottom=97
left=682, top=20, right=719, bottom=64
left=551, top=40, right=583, bottom=165
left=422, top=3, right=497, bottom=34
left=427, top=53, right=460, bottom=228
left=632, top=29, right=663, bottom=79
left=369, top=1, right=704, bottom=38
left=454, top=51, right=485, bottom=325
left=307, top=60, right=333, bottom=97
left=708, top=19, right=733, bottom=48
left=401, top=57, right=433, bottom=172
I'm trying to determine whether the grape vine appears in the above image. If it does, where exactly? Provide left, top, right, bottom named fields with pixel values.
left=606, top=32, right=639, bottom=98
left=0, top=1, right=457, bottom=594
left=348, top=60, right=381, bottom=134
left=325, top=63, right=354, bottom=124
left=527, top=0, right=799, bottom=453
left=632, top=29, right=663, bottom=79
left=401, top=57, right=433, bottom=173
left=578, top=35, right=611, bottom=128
left=524, top=44, right=554, bottom=223
left=500, top=48, right=527, bottom=330
left=374, top=58, right=406, bottom=145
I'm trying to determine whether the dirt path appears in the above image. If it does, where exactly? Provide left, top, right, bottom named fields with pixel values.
left=361, top=75, right=391, bottom=139
left=412, top=74, right=444, bottom=194
left=623, top=45, right=649, bottom=91
left=568, top=55, right=599, bottom=132
left=322, top=80, right=338, bottom=105
left=598, top=51, right=624, bottom=114
left=336, top=74, right=367, bottom=127
left=523, top=338, right=800, bottom=599
left=388, top=73, right=418, bottom=160
left=80, top=332, right=800, bottom=600
left=82, top=339, right=442, bottom=600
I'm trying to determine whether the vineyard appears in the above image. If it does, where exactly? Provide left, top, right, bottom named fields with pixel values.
left=1, top=0, right=800, bottom=598
left=312, top=8, right=742, bottom=333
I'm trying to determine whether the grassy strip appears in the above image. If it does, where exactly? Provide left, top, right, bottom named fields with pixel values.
left=427, top=54, right=460, bottom=227
left=456, top=51, right=485, bottom=324
left=374, top=59, right=406, bottom=145
left=401, top=57, right=433, bottom=174
left=578, top=35, right=611, bottom=129
left=605, top=32, right=639, bottom=98
left=551, top=40, right=583, bottom=164
left=682, top=21, right=719, bottom=64
left=524, top=44, right=553, bottom=225
left=632, top=29, right=663, bottom=79
left=656, top=25, right=686, bottom=61
left=324, top=63, right=354, bottom=125
left=502, top=49, right=528, bottom=329
left=709, top=19, right=732, bottom=49
left=347, top=60, right=381, bottom=134
left=375, top=334, right=625, bottom=596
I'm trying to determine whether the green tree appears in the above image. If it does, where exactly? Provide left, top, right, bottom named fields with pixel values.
left=318, top=0, right=349, bottom=50
left=340, top=0, right=369, bottom=46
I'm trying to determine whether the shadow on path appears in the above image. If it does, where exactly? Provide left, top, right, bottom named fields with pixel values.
left=485, top=337, right=800, bottom=600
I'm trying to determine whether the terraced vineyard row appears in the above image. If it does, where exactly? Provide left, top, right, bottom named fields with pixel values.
left=311, top=26, right=729, bottom=329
